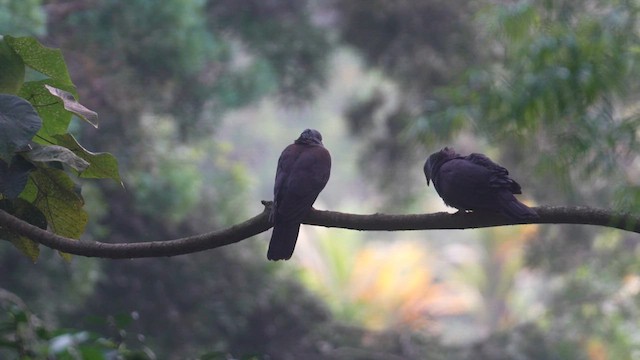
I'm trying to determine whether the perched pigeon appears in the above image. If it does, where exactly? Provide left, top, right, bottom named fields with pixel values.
left=268, top=129, right=331, bottom=260
left=423, top=147, right=538, bottom=220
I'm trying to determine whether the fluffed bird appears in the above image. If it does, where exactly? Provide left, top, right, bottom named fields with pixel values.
left=268, top=129, right=331, bottom=260
left=424, top=147, right=538, bottom=220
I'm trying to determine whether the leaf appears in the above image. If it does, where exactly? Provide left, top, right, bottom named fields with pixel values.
left=18, top=79, right=75, bottom=143
left=4, top=36, right=73, bottom=86
left=24, top=144, right=90, bottom=172
left=21, top=167, right=87, bottom=240
left=0, top=36, right=25, bottom=95
left=45, top=85, right=98, bottom=128
left=6, top=232, right=40, bottom=262
left=0, top=94, right=42, bottom=161
left=0, top=155, right=35, bottom=199
left=53, top=134, right=122, bottom=183
left=0, top=198, right=47, bottom=262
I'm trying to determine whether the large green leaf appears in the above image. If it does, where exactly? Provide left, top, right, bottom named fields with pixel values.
left=21, top=168, right=87, bottom=240
left=4, top=36, right=73, bottom=87
left=0, top=94, right=42, bottom=161
left=53, top=134, right=122, bottom=183
left=0, top=155, right=35, bottom=199
left=0, top=36, right=25, bottom=95
left=0, top=198, right=47, bottom=262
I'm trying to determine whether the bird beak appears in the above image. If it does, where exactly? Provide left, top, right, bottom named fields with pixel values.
left=426, top=177, right=431, bottom=186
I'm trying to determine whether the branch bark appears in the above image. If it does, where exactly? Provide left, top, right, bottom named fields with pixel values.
left=0, top=203, right=638, bottom=259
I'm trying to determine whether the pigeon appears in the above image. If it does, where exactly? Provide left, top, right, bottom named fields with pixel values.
left=424, top=147, right=538, bottom=220
left=268, top=129, right=331, bottom=260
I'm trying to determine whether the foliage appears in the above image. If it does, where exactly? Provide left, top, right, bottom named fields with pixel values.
left=336, top=0, right=640, bottom=358
left=335, top=0, right=480, bottom=93
left=0, top=0, right=45, bottom=36
left=53, top=0, right=333, bottom=140
left=0, top=35, right=120, bottom=261
left=0, top=289, right=154, bottom=359
left=425, top=5, right=640, bottom=355
left=334, top=0, right=484, bottom=205
left=431, top=0, right=640, bottom=197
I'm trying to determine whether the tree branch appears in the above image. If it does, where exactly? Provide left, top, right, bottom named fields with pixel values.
left=0, top=203, right=638, bottom=259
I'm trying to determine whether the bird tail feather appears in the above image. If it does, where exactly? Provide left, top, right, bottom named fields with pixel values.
left=268, top=223, right=301, bottom=260
left=498, top=193, right=539, bottom=221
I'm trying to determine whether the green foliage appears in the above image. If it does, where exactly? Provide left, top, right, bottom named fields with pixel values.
left=334, top=0, right=479, bottom=92
left=53, top=134, right=121, bottom=182
left=0, top=94, right=40, bottom=160
left=335, top=1, right=640, bottom=357
left=132, top=159, right=204, bottom=224
left=73, top=0, right=220, bottom=78
left=0, top=289, right=155, bottom=359
left=56, top=0, right=333, bottom=138
left=208, top=0, right=332, bottom=100
left=415, top=2, right=640, bottom=357
left=421, top=0, right=640, bottom=203
left=7, top=36, right=72, bottom=85
left=0, top=199, right=43, bottom=261
left=0, top=36, right=24, bottom=94
left=0, top=0, right=45, bottom=36
left=0, top=36, right=121, bottom=260
left=22, top=167, right=88, bottom=240
left=476, top=0, right=640, bottom=133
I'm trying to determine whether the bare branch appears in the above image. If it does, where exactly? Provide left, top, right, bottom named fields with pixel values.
left=0, top=203, right=638, bottom=259
left=307, top=206, right=640, bottom=232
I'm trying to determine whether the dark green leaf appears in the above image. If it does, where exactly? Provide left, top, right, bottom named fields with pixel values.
left=0, top=36, right=25, bottom=95
left=0, top=155, right=35, bottom=199
left=5, top=231, right=40, bottom=262
left=0, top=94, right=41, bottom=161
left=0, top=198, right=46, bottom=262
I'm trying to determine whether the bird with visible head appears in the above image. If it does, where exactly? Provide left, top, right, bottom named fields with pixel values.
left=424, top=147, right=538, bottom=220
left=268, top=129, right=331, bottom=260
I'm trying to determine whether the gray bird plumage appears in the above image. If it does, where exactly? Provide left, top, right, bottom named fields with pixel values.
left=424, top=147, right=538, bottom=220
left=268, top=129, right=331, bottom=260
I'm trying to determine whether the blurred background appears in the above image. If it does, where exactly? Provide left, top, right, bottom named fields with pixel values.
left=2, top=0, right=640, bottom=358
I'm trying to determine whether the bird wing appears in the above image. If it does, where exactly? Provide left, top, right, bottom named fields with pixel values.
left=465, top=153, right=521, bottom=194
left=273, top=144, right=296, bottom=205
left=465, top=153, right=509, bottom=176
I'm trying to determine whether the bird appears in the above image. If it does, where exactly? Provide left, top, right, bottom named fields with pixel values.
left=268, top=129, right=331, bottom=260
left=423, top=147, right=538, bottom=220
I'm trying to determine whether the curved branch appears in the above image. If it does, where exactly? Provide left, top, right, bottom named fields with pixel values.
left=0, top=204, right=638, bottom=259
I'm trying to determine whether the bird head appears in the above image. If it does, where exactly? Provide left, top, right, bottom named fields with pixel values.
left=424, top=147, right=458, bottom=186
left=296, top=129, right=324, bottom=145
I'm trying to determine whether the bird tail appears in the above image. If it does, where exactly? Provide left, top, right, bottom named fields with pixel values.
left=498, top=193, right=539, bottom=221
left=267, top=222, right=301, bottom=260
